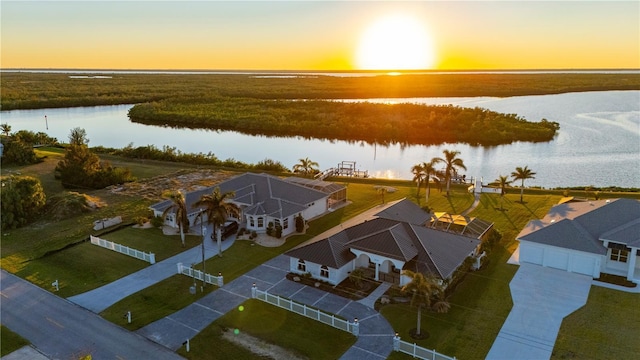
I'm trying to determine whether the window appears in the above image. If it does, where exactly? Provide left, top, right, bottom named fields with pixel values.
left=249, top=217, right=255, bottom=227
left=610, top=248, right=629, bottom=263
left=298, top=259, right=306, bottom=272
left=608, top=242, right=630, bottom=263
left=320, top=265, right=329, bottom=278
left=274, top=219, right=281, bottom=228
left=257, top=217, right=264, bottom=228
left=283, top=218, right=289, bottom=229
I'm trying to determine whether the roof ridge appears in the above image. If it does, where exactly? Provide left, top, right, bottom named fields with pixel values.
left=409, top=223, right=444, bottom=278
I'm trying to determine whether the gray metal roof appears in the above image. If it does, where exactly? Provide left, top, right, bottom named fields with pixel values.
left=519, top=219, right=606, bottom=255
left=517, top=198, right=640, bottom=253
left=286, top=231, right=355, bottom=269
left=411, top=225, right=482, bottom=279
left=150, top=172, right=328, bottom=219
left=374, top=199, right=433, bottom=225
left=286, top=211, right=481, bottom=280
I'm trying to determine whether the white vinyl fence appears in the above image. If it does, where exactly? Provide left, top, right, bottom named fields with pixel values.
left=251, top=287, right=358, bottom=336
left=89, top=235, right=155, bottom=264
left=393, top=335, right=456, bottom=360
left=177, top=263, right=224, bottom=287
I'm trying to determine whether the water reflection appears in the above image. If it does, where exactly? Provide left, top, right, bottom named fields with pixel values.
left=1, top=91, right=638, bottom=189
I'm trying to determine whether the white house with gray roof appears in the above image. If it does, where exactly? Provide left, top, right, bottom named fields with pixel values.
left=286, top=199, right=489, bottom=286
left=517, top=198, right=640, bottom=284
left=150, top=172, right=346, bottom=237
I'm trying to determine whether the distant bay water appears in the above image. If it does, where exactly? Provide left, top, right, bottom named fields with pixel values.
left=2, top=90, right=639, bottom=189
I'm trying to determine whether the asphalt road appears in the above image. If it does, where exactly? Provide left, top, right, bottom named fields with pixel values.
left=0, top=270, right=184, bottom=360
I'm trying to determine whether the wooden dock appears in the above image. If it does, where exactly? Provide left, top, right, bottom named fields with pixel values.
left=316, top=161, right=369, bottom=180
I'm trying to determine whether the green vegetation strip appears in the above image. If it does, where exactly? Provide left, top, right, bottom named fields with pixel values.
left=3, top=72, right=639, bottom=110
left=0, top=325, right=30, bottom=357
left=176, top=299, right=356, bottom=360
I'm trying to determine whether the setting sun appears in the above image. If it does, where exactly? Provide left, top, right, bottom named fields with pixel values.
left=356, top=14, right=436, bottom=71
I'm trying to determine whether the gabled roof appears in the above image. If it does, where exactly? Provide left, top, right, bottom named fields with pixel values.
left=347, top=222, right=419, bottom=261
left=286, top=231, right=355, bottom=269
left=411, top=224, right=484, bottom=279
left=287, top=199, right=482, bottom=280
left=150, top=172, right=328, bottom=219
left=517, top=198, right=640, bottom=253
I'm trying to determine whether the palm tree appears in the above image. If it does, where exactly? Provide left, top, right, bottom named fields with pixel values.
left=193, top=187, right=240, bottom=257
left=401, top=270, right=436, bottom=338
left=161, top=190, right=189, bottom=247
left=292, top=157, right=319, bottom=176
left=511, top=166, right=536, bottom=203
left=422, top=159, right=439, bottom=201
left=411, top=163, right=425, bottom=200
left=434, top=149, right=466, bottom=197
left=1, top=123, right=11, bottom=137
left=494, top=175, right=512, bottom=210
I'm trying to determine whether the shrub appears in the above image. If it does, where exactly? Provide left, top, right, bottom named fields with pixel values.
left=295, top=214, right=305, bottom=232
left=275, top=224, right=282, bottom=239
left=150, top=216, right=164, bottom=228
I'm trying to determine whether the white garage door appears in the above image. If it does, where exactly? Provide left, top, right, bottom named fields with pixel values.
left=570, top=255, right=597, bottom=276
left=520, top=243, right=544, bottom=265
left=546, top=250, right=570, bottom=270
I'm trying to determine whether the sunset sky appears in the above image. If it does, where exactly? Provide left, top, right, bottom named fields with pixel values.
left=2, top=1, right=638, bottom=71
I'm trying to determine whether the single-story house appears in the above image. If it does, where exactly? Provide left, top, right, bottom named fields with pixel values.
left=150, top=172, right=347, bottom=237
left=286, top=199, right=492, bottom=287
left=517, top=198, right=640, bottom=284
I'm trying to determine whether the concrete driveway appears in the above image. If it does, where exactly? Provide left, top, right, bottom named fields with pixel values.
left=486, top=262, right=592, bottom=360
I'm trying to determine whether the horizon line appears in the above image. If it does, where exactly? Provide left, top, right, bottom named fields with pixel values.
left=2, top=67, right=640, bottom=73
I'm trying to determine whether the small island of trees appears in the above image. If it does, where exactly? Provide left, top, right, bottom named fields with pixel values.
left=128, top=99, right=560, bottom=146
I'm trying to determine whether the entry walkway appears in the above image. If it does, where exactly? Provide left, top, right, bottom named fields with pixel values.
left=486, top=263, right=592, bottom=360
left=138, top=254, right=396, bottom=359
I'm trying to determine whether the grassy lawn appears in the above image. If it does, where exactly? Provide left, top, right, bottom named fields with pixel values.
left=176, top=299, right=356, bottom=360
left=383, top=193, right=561, bottom=360
left=0, top=325, right=30, bottom=357
left=100, top=226, right=203, bottom=262
left=552, top=286, right=640, bottom=359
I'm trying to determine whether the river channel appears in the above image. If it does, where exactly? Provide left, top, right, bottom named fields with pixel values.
left=1, top=90, right=638, bottom=189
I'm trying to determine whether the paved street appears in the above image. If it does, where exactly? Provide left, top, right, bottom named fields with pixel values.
left=0, top=270, right=183, bottom=360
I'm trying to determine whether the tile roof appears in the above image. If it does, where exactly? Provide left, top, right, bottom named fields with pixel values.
left=517, top=198, right=640, bottom=253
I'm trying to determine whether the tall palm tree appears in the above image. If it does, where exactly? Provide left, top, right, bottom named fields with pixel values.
left=422, top=159, right=439, bottom=201
left=434, top=149, right=466, bottom=197
left=161, top=190, right=189, bottom=247
left=292, top=157, right=319, bottom=176
left=511, top=166, right=536, bottom=203
left=1, top=123, right=11, bottom=137
left=494, top=175, right=512, bottom=210
left=401, top=270, right=436, bottom=338
left=411, top=163, right=425, bottom=200
left=193, top=187, right=240, bottom=257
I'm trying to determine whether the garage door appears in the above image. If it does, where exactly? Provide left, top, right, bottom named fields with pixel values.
left=546, top=250, right=569, bottom=270
left=570, top=255, right=597, bottom=276
left=520, top=243, right=544, bottom=265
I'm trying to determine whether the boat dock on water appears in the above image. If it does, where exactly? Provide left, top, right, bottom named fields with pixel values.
left=316, top=161, right=369, bottom=180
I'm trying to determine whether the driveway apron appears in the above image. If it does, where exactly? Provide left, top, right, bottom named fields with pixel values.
left=486, top=263, right=592, bottom=360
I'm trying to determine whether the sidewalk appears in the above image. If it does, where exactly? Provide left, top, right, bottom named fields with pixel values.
left=68, top=224, right=230, bottom=313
